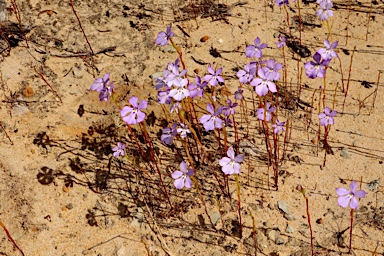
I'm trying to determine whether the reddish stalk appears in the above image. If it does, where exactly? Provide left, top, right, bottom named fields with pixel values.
left=0, top=123, right=13, bottom=145
left=342, top=46, right=356, bottom=113
left=298, top=186, right=314, bottom=255
left=34, top=67, right=62, bottom=103
left=0, top=221, right=25, bottom=256
left=69, top=0, right=94, bottom=55
left=349, top=209, right=354, bottom=253
left=10, top=0, right=29, bottom=47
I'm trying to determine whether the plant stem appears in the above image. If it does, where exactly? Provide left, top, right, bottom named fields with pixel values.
left=349, top=208, right=354, bottom=253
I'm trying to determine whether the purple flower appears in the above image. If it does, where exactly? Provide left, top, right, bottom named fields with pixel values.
left=120, top=96, right=148, bottom=125
left=275, top=0, right=289, bottom=6
left=188, top=76, right=207, bottom=98
left=168, top=78, right=190, bottom=101
left=304, top=52, right=330, bottom=79
left=90, top=73, right=110, bottom=92
left=161, top=123, right=178, bottom=144
left=98, top=82, right=115, bottom=101
left=222, top=99, right=238, bottom=117
left=199, top=104, right=223, bottom=131
left=90, top=73, right=114, bottom=101
left=169, top=102, right=181, bottom=113
left=250, top=68, right=278, bottom=96
left=166, top=66, right=187, bottom=87
left=262, top=58, right=282, bottom=81
left=204, top=64, right=224, bottom=86
left=112, top=142, right=126, bottom=157
left=172, top=161, right=194, bottom=189
left=158, top=89, right=172, bottom=104
left=234, top=87, right=244, bottom=100
left=237, top=63, right=256, bottom=84
left=155, top=26, right=174, bottom=46
left=336, top=181, right=367, bottom=210
left=257, top=102, right=276, bottom=122
left=219, top=147, right=244, bottom=175
left=177, top=123, right=191, bottom=139
left=245, top=37, right=267, bottom=59
left=317, top=39, right=338, bottom=61
left=318, top=107, right=337, bottom=126
left=272, top=119, right=286, bottom=134
left=316, top=1, right=334, bottom=20
left=276, top=36, right=287, bottom=49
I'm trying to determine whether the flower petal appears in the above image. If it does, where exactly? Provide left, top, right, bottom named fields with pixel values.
left=354, top=190, right=367, bottom=198
left=338, top=195, right=350, bottom=208
left=336, top=187, right=350, bottom=196
left=350, top=181, right=358, bottom=193
left=174, top=178, right=185, bottom=189
left=350, top=197, right=359, bottom=210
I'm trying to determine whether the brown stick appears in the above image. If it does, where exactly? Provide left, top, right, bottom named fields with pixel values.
left=33, top=67, right=62, bottom=103
left=0, top=221, right=25, bottom=256
left=0, top=123, right=13, bottom=145
left=69, top=0, right=94, bottom=55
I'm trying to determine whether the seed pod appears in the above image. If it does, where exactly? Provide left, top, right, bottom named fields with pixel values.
left=200, top=36, right=209, bottom=42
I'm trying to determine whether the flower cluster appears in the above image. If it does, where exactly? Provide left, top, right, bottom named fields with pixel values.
left=172, top=161, right=194, bottom=189
left=304, top=39, right=338, bottom=79
left=318, top=106, right=337, bottom=126
left=90, top=73, right=114, bottom=101
left=316, top=0, right=334, bottom=20
left=160, top=122, right=191, bottom=144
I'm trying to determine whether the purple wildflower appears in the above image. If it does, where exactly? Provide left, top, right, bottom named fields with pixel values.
left=272, top=119, right=286, bottom=134
left=166, top=66, right=187, bottom=87
left=262, top=58, right=282, bottom=81
left=199, top=103, right=223, bottom=131
left=112, top=142, right=126, bottom=157
left=318, top=107, right=337, bottom=126
left=120, top=96, right=148, bottom=125
left=250, top=68, right=278, bottom=96
left=172, top=161, right=194, bottom=189
left=219, top=147, right=244, bottom=175
left=158, top=89, right=172, bottom=105
left=336, top=181, right=367, bottom=210
left=317, top=39, right=338, bottom=61
left=257, top=102, right=276, bottom=122
left=161, top=123, right=178, bottom=145
left=234, top=87, right=244, bottom=100
left=90, top=73, right=114, bottom=101
left=204, top=64, right=224, bottom=86
left=222, top=99, right=238, bottom=117
left=177, top=123, right=191, bottom=139
left=276, top=36, right=287, bottom=49
left=188, top=76, right=207, bottom=98
left=168, top=78, right=190, bottom=101
left=155, top=25, right=174, bottom=46
left=90, top=73, right=110, bottom=92
left=237, top=63, right=256, bottom=84
left=316, top=1, right=334, bottom=20
left=275, top=0, right=289, bottom=6
left=170, top=101, right=181, bottom=113
left=304, top=52, right=330, bottom=79
left=245, top=37, right=267, bottom=59
left=98, top=82, right=115, bottom=101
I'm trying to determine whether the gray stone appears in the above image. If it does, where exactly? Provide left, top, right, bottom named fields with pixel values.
left=275, top=236, right=285, bottom=245
left=267, top=229, right=280, bottom=241
left=162, top=45, right=176, bottom=53
left=209, top=211, right=221, bottom=225
left=340, top=148, right=350, bottom=159
left=286, top=224, right=294, bottom=233
left=277, top=200, right=290, bottom=214
left=150, top=72, right=163, bottom=80
left=72, top=67, right=83, bottom=78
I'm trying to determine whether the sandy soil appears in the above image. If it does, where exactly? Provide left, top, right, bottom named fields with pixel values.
left=1, top=0, right=384, bottom=255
